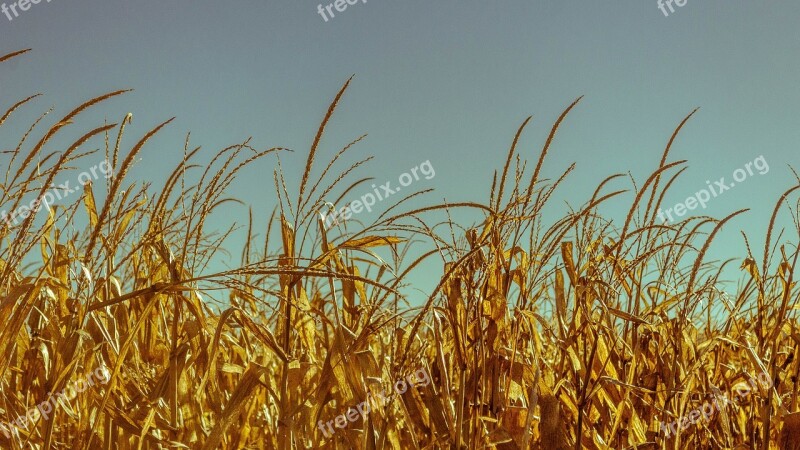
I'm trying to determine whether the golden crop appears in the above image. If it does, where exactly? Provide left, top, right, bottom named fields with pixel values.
left=1, top=48, right=799, bottom=449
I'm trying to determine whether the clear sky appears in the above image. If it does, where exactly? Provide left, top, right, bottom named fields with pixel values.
left=2, top=1, right=799, bottom=296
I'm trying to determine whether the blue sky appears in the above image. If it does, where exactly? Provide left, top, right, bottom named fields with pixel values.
left=2, top=0, right=799, bottom=296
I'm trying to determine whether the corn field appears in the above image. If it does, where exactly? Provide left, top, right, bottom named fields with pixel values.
left=2, top=48, right=800, bottom=449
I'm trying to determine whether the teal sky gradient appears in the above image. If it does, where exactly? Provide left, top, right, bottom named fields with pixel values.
left=2, top=1, right=799, bottom=297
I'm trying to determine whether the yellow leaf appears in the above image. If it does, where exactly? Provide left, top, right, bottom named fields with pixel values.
left=339, top=235, right=404, bottom=248
left=83, top=181, right=99, bottom=228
